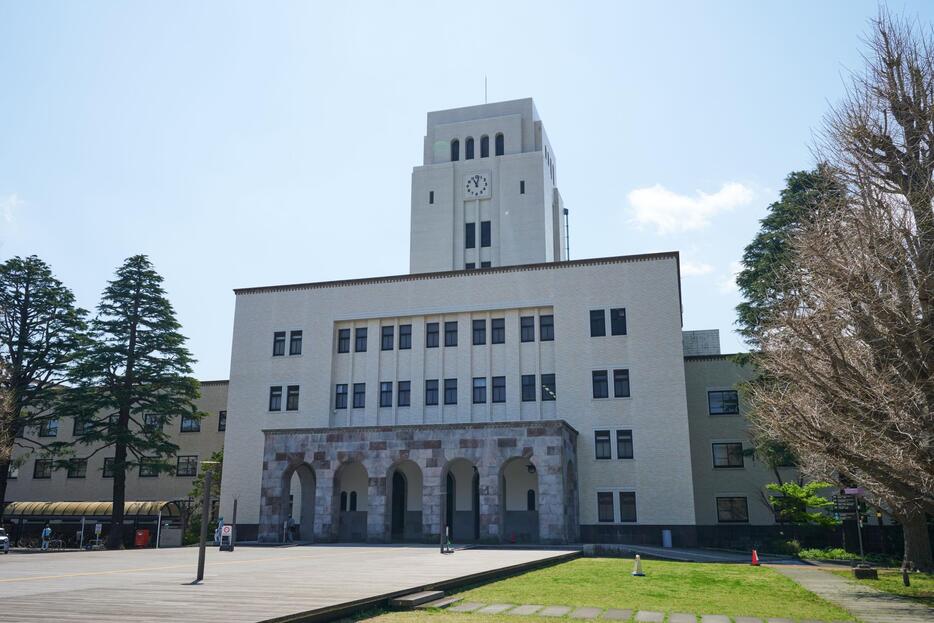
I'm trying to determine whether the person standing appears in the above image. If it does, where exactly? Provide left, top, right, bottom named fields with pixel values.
left=40, top=524, right=52, bottom=551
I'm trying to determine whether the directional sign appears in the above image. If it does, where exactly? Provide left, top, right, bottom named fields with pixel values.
left=221, top=525, right=232, bottom=537
left=94, top=523, right=102, bottom=536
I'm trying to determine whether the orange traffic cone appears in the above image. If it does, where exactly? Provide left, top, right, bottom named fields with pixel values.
left=751, top=549, right=760, bottom=566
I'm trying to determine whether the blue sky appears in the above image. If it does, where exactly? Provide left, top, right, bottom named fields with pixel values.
left=2, top=1, right=931, bottom=380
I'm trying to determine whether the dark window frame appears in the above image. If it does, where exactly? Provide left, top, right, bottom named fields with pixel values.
left=480, top=221, right=491, bottom=247
left=38, top=418, right=58, bottom=438
left=337, top=328, right=350, bottom=353
left=592, top=370, right=609, bottom=399
left=103, top=457, right=115, bottom=478
left=381, top=325, right=394, bottom=351
left=286, top=385, right=300, bottom=411
left=397, top=381, right=411, bottom=407
left=444, top=378, right=458, bottom=405
left=492, top=376, right=506, bottom=403
left=472, top=319, right=486, bottom=345
left=289, top=330, right=303, bottom=355
left=520, top=316, right=535, bottom=342
left=352, top=383, right=366, bottom=409
left=521, top=374, right=536, bottom=402
left=495, top=132, right=504, bottom=156
left=708, top=390, right=740, bottom=415
left=426, top=322, right=439, bottom=348
left=616, top=430, right=634, bottom=459
left=520, top=180, right=525, bottom=194
left=451, top=138, right=460, bottom=161
left=597, top=491, right=614, bottom=523
left=465, top=136, right=475, bottom=160
left=539, top=314, right=554, bottom=341
left=619, top=491, right=637, bottom=522
left=218, top=410, right=227, bottom=432
left=716, top=496, right=750, bottom=523
left=67, top=458, right=87, bottom=479
left=380, top=381, right=393, bottom=408
left=472, top=377, right=487, bottom=404
left=465, top=222, right=476, bottom=249
left=712, top=442, right=745, bottom=468
left=33, top=459, right=52, bottom=479
left=491, top=318, right=505, bottom=344
left=590, top=309, right=606, bottom=337
left=541, top=374, right=556, bottom=401
left=425, top=379, right=439, bottom=406
left=480, top=135, right=489, bottom=158
left=594, top=430, right=611, bottom=460
left=610, top=308, right=627, bottom=336
left=180, top=413, right=201, bottom=432
left=269, top=386, right=282, bottom=411
left=139, top=458, right=160, bottom=478
left=355, top=327, right=368, bottom=352
left=175, top=455, right=198, bottom=478
left=335, top=384, right=348, bottom=409
left=398, top=324, right=412, bottom=350
left=273, top=331, right=286, bottom=356
left=613, top=369, right=631, bottom=398
left=429, top=190, right=434, bottom=204
left=444, top=321, right=458, bottom=347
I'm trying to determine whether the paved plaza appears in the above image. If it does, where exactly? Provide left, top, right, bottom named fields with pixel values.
left=0, top=544, right=571, bottom=623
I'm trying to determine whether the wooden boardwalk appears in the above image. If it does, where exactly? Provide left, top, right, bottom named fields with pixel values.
left=0, top=544, right=574, bottom=622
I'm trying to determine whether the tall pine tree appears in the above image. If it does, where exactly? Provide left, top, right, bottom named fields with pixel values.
left=0, top=256, right=86, bottom=520
left=69, top=255, right=200, bottom=548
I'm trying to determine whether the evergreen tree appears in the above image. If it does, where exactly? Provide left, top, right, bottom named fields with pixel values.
left=69, top=255, right=200, bottom=548
left=0, top=256, right=86, bottom=520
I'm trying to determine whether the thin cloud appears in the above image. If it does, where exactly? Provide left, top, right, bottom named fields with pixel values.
left=718, top=260, right=744, bottom=294
left=680, top=260, right=714, bottom=277
left=1, top=193, right=24, bottom=224
left=627, top=182, right=754, bottom=234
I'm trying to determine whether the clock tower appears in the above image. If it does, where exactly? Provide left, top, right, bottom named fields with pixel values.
left=409, top=98, right=567, bottom=274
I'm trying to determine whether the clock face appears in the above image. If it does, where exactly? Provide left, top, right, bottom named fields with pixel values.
left=464, top=173, right=490, bottom=198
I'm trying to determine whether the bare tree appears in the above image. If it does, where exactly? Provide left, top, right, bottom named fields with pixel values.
left=749, top=12, right=934, bottom=571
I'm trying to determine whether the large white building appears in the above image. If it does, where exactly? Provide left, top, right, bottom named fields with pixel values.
left=219, top=99, right=787, bottom=546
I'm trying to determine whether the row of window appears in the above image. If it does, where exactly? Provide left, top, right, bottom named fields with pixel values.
left=451, top=133, right=504, bottom=161
left=21, top=455, right=200, bottom=480
left=594, top=493, right=750, bottom=523
left=465, top=221, right=491, bottom=249
left=594, top=430, right=634, bottom=460
left=336, top=315, right=555, bottom=353
left=592, top=369, right=630, bottom=399
left=269, top=386, right=300, bottom=411
left=590, top=308, right=627, bottom=336
left=272, top=330, right=303, bottom=356
left=34, top=412, right=226, bottom=438
left=333, top=374, right=557, bottom=409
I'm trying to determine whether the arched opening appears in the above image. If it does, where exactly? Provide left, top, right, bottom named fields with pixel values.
left=495, top=133, right=504, bottom=156
left=465, top=137, right=475, bottom=160
left=500, top=457, right=539, bottom=543
left=450, top=139, right=460, bottom=162
left=480, top=135, right=489, bottom=158
left=443, top=458, right=479, bottom=543
left=387, top=460, right=423, bottom=541
left=333, top=461, right=368, bottom=541
left=282, top=463, right=316, bottom=542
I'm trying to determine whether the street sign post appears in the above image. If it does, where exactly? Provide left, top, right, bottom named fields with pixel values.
left=219, top=524, right=234, bottom=552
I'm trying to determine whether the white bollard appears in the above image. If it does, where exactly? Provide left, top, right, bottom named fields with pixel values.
left=632, top=554, right=645, bottom=576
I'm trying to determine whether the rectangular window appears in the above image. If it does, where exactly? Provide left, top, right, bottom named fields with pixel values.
left=592, top=370, right=609, bottom=399
left=338, top=328, right=350, bottom=353
left=425, top=379, right=439, bottom=406
left=465, top=222, right=476, bottom=249
left=180, top=413, right=201, bottom=432
left=33, top=459, right=52, bottom=479
left=397, top=381, right=411, bottom=407
left=708, top=390, right=740, bottom=415
left=39, top=418, right=58, bottom=437
left=269, top=386, right=282, bottom=411
left=273, top=331, right=286, bottom=356
left=541, top=374, right=556, bottom=401
left=480, top=221, right=491, bottom=247
left=139, top=458, right=159, bottom=477
left=492, top=376, right=506, bottom=403
left=73, top=418, right=92, bottom=436
left=712, top=442, right=745, bottom=468
left=466, top=262, right=476, bottom=270
left=429, top=190, right=434, bottom=204
left=218, top=411, right=227, bottom=432
left=380, top=382, right=393, bottom=407
left=289, top=330, right=303, bottom=355
left=355, top=327, right=368, bottom=352
left=480, top=261, right=491, bottom=268
left=176, top=455, right=198, bottom=478
left=613, top=369, right=631, bottom=398
left=426, top=322, right=439, bottom=348
left=521, top=374, right=536, bottom=402
left=617, top=430, right=634, bottom=459
left=140, top=414, right=161, bottom=432
left=520, top=316, right=535, bottom=342
left=381, top=325, right=394, bottom=351
left=444, top=378, right=458, bottom=405
left=539, top=314, right=554, bottom=341
left=594, top=430, right=611, bottom=459
left=619, top=492, right=637, bottom=522
left=610, top=308, right=627, bottom=335
left=67, top=458, right=87, bottom=479
left=103, top=458, right=115, bottom=478
left=444, top=321, right=458, bottom=347
left=597, top=492, right=614, bottom=523
left=399, top=324, right=412, bottom=349
left=519, top=180, right=525, bottom=194
left=353, top=383, right=366, bottom=409
left=472, top=319, right=486, bottom=345
left=286, top=385, right=300, bottom=411
left=716, top=497, right=750, bottom=523
left=590, top=309, right=606, bottom=337
left=7, top=463, right=18, bottom=479
left=335, top=384, right=348, bottom=409
left=472, top=377, right=487, bottom=404
left=491, top=318, right=505, bottom=344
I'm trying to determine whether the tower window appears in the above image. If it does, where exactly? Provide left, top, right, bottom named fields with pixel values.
left=465, top=137, right=475, bottom=160
left=429, top=191, right=434, bottom=204
left=465, top=223, right=476, bottom=249
left=520, top=180, right=525, bottom=194
left=480, top=221, right=491, bottom=247
left=495, top=133, right=504, bottom=156
left=451, top=139, right=460, bottom=162
left=480, top=135, right=489, bottom=158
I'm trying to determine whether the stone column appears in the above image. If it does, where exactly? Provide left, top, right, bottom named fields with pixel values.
left=477, top=461, right=500, bottom=542
left=367, top=473, right=388, bottom=542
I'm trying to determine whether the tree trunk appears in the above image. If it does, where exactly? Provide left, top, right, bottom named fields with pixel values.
left=900, top=507, right=933, bottom=573
left=107, top=438, right=128, bottom=549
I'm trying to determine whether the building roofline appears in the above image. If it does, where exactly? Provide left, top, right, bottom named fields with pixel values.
left=684, top=353, right=745, bottom=362
left=199, top=379, right=230, bottom=386
left=262, top=418, right=579, bottom=437
left=234, top=251, right=681, bottom=296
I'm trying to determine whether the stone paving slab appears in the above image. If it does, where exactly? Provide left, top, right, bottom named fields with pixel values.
left=449, top=602, right=485, bottom=613
left=477, top=604, right=515, bottom=614
left=540, top=606, right=573, bottom=617
left=508, top=605, right=544, bottom=616
left=669, top=614, right=696, bottom=623
left=734, top=618, right=764, bottom=623
left=569, top=607, right=603, bottom=619
left=602, top=609, right=632, bottom=620
left=700, top=616, right=730, bottom=623
left=634, top=612, right=664, bottom=623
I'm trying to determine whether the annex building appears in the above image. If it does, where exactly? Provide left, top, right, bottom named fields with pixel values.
left=219, top=99, right=791, bottom=546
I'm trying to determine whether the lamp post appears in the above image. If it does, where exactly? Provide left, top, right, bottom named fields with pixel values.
left=195, top=461, right=219, bottom=583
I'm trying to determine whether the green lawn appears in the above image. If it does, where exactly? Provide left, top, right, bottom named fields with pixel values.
left=448, top=558, right=854, bottom=621
left=828, top=568, right=934, bottom=607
